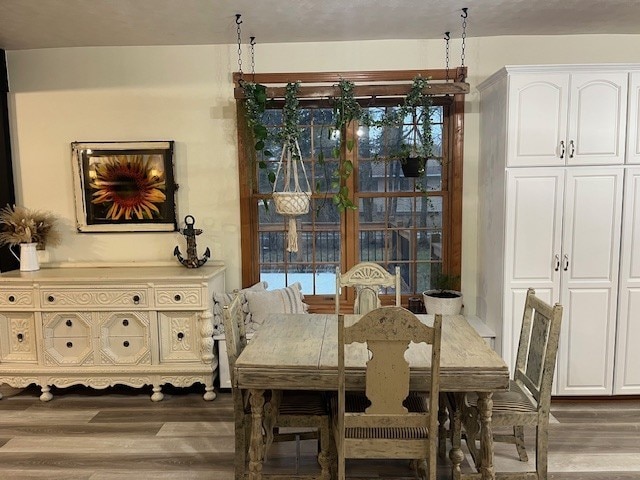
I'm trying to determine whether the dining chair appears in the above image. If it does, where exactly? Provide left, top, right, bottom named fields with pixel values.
left=222, top=294, right=332, bottom=480
left=335, top=262, right=401, bottom=314
left=455, top=288, right=563, bottom=479
left=334, top=306, right=442, bottom=479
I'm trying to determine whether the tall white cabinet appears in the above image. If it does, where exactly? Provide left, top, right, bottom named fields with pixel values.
left=478, top=64, right=640, bottom=396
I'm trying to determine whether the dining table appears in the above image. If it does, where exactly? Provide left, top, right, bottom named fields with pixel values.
left=233, top=313, right=510, bottom=480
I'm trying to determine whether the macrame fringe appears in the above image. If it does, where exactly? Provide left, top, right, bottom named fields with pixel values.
left=286, top=217, right=298, bottom=253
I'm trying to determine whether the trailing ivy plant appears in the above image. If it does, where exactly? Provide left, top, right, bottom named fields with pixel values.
left=241, top=81, right=274, bottom=185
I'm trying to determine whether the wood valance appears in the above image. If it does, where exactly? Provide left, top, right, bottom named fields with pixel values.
left=233, top=67, right=469, bottom=99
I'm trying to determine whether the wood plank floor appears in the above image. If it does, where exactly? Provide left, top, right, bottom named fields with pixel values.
left=0, top=384, right=639, bottom=479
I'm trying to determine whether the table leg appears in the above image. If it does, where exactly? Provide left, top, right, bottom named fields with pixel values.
left=477, top=392, right=495, bottom=480
left=248, top=389, right=266, bottom=480
left=448, top=393, right=464, bottom=480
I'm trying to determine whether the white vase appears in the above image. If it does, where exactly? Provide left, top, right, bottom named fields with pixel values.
left=10, top=242, right=40, bottom=272
left=422, top=290, right=463, bottom=315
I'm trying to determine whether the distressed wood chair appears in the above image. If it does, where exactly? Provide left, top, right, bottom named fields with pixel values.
left=335, top=262, right=401, bottom=314
left=334, top=307, right=442, bottom=479
left=455, top=288, right=563, bottom=479
left=222, top=294, right=331, bottom=480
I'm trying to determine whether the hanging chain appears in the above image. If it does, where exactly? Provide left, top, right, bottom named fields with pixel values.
left=235, top=14, right=243, bottom=80
left=250, top=36, right=256, bottom=79
left=460, top=7, right=468, bottom=68
left=444, top=31, right=451, bottom=82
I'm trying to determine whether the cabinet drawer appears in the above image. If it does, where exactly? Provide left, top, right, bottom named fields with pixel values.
left=40, top=287, right=148, bottom=309
left=100, top=336, right=150, bottom=365
left=44, top=336, right=93, bottom=366
left=43, top=312, right=92, bottom=338
left=0, top=312, right=37, bottom=362
left=0, top=288, right=35, bottom=308
left=99, top=312, right=149, bottom=337
left=155, top=287, right=203, bottom=308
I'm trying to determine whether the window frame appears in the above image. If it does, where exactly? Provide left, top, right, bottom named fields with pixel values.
left=235, top=69, right=466, bottom=312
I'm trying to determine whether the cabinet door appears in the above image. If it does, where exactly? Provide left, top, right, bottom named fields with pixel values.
left=627, top=72, right=640, bottom=164
left=614, top=167, right=640, bottom=394
left=158, top=312, right=201, bottom=363
left=507, top=74, right=569, bottom=167
left=0, top=312, right=37, bottom=362
left=556, top=167, right=623, bottom=395
left=567, top=73, right=628, bottom=166
left=504, top=168, right=563, bottom=367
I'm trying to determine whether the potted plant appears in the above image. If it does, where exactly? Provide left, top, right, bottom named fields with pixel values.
left=422, top=271, right=463, bottom=315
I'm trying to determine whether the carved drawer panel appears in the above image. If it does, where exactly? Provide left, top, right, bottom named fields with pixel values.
left=0, top=289, right=34, bottom=308
left=0, top=312, right=37, bottom=362
left=158, top=312, right=200, bottom=362
left=98, top=312, right=150, bottom=365
left=40, top=287, right=148, bottom=309
left=43, top=312, right=94, bottom=366
left=155, top=287, right=202, bottom=308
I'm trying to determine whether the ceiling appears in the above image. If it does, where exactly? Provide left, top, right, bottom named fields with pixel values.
left=1, top=0, right=640, bottom=51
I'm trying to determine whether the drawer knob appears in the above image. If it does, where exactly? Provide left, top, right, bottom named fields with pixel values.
left=177, top=332, right=184, bottom=341
left=132, top=295, right=140, bottom=304
left=8, top=295, right=15, bottom=303
left=48, top=295, right=55, bottom=302
left=17, top=333, right=24, bottom=342
left=66, top=341, right=73, bottom=348
left=122, top=319, right=129, bottom=327
left=174, top=294, right=182, bottom=302
left=123, top=340, right=130, bottom=347
left=66, top=319, right=73, bottom=327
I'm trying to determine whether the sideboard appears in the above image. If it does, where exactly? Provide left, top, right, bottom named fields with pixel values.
left=0, top=264, right=225, bottom=401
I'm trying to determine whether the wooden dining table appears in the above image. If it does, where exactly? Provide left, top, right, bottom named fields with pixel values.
left=233, top=313, right=510, bottom=480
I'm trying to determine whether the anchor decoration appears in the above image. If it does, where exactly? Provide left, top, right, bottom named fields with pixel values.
left=174, top=215, right=210, bottom=268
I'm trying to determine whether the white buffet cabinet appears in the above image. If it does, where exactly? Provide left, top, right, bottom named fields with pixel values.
left=477, top=64, right=640, bottom=396
left=0, top=264, right=225, bottom=401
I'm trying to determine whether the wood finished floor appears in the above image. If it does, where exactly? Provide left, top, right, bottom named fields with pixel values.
left=0, top=384, right=639, bottom=479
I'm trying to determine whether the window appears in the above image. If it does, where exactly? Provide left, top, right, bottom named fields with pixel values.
left=236, top=70, right=466, bottom=312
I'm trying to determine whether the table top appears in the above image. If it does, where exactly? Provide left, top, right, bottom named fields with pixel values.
left=235, top=313, right=509, bottom=393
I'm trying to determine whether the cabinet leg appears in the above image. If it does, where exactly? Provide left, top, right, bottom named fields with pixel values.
left=151, top=385, right=164, bottom=402
left=203, top=384, right=216, bottom=401
left=40, top=385, right=53, bottom=402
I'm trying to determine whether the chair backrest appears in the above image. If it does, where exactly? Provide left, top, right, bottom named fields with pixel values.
left=338, top=307, right=442, bottom=441
left=335, top=262, right=401, bottom=314
left=514, top=288, right=563, bottom=405
left=222, top=293, right=246, bottom=385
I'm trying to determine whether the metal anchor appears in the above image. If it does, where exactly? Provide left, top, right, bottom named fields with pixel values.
left=174, top=215, right=210, bottom=268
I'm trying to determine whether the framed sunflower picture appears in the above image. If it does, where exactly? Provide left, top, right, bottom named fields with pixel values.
left=71, top=141, right=177, bottom=232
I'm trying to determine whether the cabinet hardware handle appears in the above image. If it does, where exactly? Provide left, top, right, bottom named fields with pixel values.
left=123, top=341, right=130, bottom=347
left=563, top=254, right=570, bottom=271
left=17, top=333, right=24, bottom=342
left=174, top=294, right=182, bottom=302
left=132, top=295, right=140, bottom=304
left=66, top=319, right=73, bottom=327
left=48, top=295, right=55, bottom=302
left=8, top=295, right=15, bottom=303
left=569, top=140, right=575, bottom=158
left=66, top=342, right=73, bottom=348
left=559, top=140, right=565, bottom=159
left=177, top=332, right=184, bottom=341
left=554, top=254, right=560, bottom=272
left=122, top=319, right=129, bottom=326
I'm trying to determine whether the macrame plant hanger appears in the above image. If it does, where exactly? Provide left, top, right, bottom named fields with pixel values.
left=272, top=83, right=311, bottom=253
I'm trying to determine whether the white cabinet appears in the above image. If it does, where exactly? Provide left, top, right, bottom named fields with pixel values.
left=615, top=167, right=640, bottom=394
left=0, top=264, right=225, bottom=401
left=478, top=64, right=638, bottom=396
left=507, top=70, right=627, bottom=167
left=628, top=73, right=640, bottom=164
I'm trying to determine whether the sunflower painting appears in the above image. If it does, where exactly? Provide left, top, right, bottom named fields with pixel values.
left=72, top=141, right=177, bottom=232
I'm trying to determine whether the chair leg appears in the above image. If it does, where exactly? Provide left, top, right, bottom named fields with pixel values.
left=236, top=414, right=248, bottom=480
left=514, top=425, right=529, bottom=462
left=536, top=423, right=549, bottom=480
left=318, top=419, right=331, bottom=480
left=438, top=394, right=448, bottom=459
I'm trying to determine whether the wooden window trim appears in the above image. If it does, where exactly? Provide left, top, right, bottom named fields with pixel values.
left=236, top=69, right=466, bottom=304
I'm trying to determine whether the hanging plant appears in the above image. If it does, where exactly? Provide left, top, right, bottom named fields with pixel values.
left=241, top=81, right=275, bottom=185
left=272, top=82, right=311, bottom=253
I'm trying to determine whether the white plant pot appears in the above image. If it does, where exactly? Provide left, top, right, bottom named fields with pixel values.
left=422, top=290, right=463, bottom=315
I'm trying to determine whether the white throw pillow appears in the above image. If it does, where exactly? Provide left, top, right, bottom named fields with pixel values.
left=212, top=281, right=268, bottom=335
left=244, top=282, right=308, bottom=326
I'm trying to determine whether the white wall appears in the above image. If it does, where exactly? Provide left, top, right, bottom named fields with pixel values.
left=7, top=35, right=640, bottom=309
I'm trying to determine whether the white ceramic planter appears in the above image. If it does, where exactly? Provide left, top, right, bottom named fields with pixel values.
left=422, top=290, right=463, bottom=315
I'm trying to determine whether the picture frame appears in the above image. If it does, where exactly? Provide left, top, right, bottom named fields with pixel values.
left=71, top=141, right=177, bottom=233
